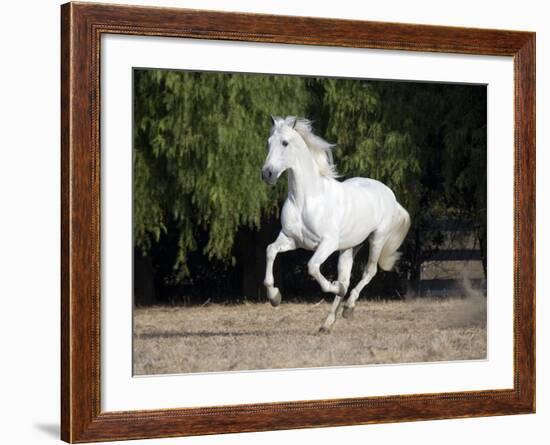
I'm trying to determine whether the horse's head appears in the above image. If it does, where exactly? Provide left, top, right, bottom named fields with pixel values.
left=261, top=115, right=304, bottom=185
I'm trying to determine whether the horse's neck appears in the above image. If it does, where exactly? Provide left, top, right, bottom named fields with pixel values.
left=287, top=153, right=324, bottom=208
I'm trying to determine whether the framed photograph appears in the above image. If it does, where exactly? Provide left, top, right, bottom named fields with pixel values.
left=61, top=2, right=535, bottom=442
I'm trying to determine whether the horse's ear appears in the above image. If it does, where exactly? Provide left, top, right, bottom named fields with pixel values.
left=285, top=116, right=297, bottom=128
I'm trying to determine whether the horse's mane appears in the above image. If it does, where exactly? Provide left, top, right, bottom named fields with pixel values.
left=286, top=117, right=339, bottom=179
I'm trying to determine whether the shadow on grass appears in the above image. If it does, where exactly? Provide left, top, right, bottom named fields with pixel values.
left=136, top=329, right=323, bottom=339
left=136, top=330, right=273, bottom=339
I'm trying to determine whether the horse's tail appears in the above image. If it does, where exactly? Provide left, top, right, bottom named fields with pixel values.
left=378, top=203, right=411, bottom=271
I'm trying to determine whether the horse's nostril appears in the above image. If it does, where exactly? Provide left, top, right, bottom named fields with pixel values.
left=262, top=167, right=273, bottom=182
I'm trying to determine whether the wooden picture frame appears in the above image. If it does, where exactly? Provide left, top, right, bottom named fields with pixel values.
left=61, top=2, right=535, bottom=442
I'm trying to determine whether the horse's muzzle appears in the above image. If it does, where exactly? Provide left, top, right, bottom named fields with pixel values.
left=261, top=166, right=276, bottom=184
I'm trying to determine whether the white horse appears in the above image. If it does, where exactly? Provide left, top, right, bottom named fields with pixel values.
left=262, top=116, right=411, bottom=332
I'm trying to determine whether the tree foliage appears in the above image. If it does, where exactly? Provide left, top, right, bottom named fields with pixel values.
left=134, top=70, right=308, bottom=275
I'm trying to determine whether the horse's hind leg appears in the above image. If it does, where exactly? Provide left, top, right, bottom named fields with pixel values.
left=319, top=248, right=354, bottom=333
left=343, top=236, right=385, bottom=319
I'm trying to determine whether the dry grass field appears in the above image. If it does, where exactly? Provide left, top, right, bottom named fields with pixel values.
left=133, top=295, right=486, bottom=375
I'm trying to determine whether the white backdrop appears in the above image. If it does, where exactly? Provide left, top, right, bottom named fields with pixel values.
left=102, top=36, right=514, bottom=411
left=0, top=0, right=547, bottom=444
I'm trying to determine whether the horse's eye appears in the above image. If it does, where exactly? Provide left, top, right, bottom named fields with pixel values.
left=282, top=140, right=288, bottom=147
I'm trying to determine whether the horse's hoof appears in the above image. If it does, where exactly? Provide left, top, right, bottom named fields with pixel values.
left=318, top=325, right=331, bottom=334
left=268, top=288, right=282, bottom=307
left=342, top=306, right=354, bottom=319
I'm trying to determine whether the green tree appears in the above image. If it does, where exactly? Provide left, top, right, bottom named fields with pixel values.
left=439, top=85, right=487, bottom=272
left=317, top=79, right=486, bottom=289
left=134, top=70, right=309, bottom=285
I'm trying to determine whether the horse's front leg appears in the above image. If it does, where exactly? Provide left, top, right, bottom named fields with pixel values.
left=319, top=247, right=354, bottom=333
left=264, top=231, right=296, bottom=306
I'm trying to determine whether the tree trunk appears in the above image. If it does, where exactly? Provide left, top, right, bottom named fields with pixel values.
left=408, top=223, right=422, bottom=298
left=238, top=219, right=280, bottom=302
left=134, top=250, right=156, bottom=306
left=478, top=231, right=487, bottom=278
left=241, top=243, right=264, bottom=301
left=237, top=229, right=264, bottom=301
